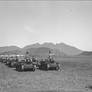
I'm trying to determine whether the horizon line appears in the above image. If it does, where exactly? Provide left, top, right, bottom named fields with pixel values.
left=0, top=42, right=92, bottom=51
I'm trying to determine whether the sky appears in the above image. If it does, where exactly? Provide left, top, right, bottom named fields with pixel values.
left=0, top=1, right=92, bottom=51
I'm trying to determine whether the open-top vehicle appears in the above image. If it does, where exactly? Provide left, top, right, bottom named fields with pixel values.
left=15, top=58, right=35, bottom=72
left=6, top=57, right=18, bottom=68
left=38, top=55, right=61, bottom=71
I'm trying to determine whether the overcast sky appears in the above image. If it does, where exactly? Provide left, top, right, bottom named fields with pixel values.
left=0, top=1, right=92, bottom=51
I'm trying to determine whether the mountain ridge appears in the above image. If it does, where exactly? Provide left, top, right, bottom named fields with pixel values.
left=23, top=42, right=82, bottom=55
left=0, top=46, right=20, bottom=53
left=79, top=51, right=92, bottom=56
left=0, top=43, right=82, bottom=56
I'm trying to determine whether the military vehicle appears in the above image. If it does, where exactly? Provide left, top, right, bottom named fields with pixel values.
left=38, top=50, right=61, bottom=71
left=38, top=58, right=61, bottom=71
left=15, top=58, right=35, bottom=72
left=6, top=57, right=18, bottom=68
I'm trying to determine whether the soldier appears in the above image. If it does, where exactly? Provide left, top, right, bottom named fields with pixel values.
left=48, top=50, right=55, bottom=63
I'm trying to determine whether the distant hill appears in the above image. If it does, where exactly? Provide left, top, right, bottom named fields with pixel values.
left=79, top=51, right=92, bottom=56
left=0, top=47, right=66, bottom=59
left=0, top=50, right=22, bottom=55
left=0, top=46, right=20, bottom=54
left=23, top=43, right=82, bottom=56
left=25, top=47, right=66, bottom=58
left=26, top=47, right=53, bottom=57
left=0, top=43, right=83, bottom=56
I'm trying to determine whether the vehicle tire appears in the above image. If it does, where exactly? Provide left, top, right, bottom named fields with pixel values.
left=32, top=68, right=35, bottom=72
left=16, top=65, right=20, bottom=71
left=21, top=65, right=24, bottom=71
left=56, top=66, right=59, bottom=70
left=56, top=64, right=61, bottom=71
left=47, top=64, right=50, bottom=70
left=16, top=64, right=22, bottom=72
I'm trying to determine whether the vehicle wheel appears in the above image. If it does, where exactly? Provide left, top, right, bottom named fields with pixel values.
left=32, top=68, right=35, bottom=72
left=34, top=65, right=37, bottom=68
left=16, top=65, right=20, bottom=71
left=56, top=64, right=61, bottom=71
left=16, top=65, right=23, bottom=72
left=21, top=65, right=24, bottom=71
left=47, top=64, right=50, bottom=70
left=56, top=66, right=59, bottom=70
left=11, top=62, right=14, bottom=67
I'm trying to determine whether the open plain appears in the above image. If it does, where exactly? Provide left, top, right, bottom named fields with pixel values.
left=0, top=56, right=92, bottom=92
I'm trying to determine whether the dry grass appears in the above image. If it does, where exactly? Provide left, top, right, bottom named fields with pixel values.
left=0, top=57, right=92, bottom=92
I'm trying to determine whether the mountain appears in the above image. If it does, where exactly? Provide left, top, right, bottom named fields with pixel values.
left=25, top=47, right=66, bottom=57
left=0, top=50, right=22, bottom=55
left=0, top=43, right=82, bottom=56
left=55, top=43, right=82, bottom=55
left=79, top=51, right=92, bottom=56
left=26, top=47, right=52, bottom=57
left=0, top=46, right=20, bottom=54
left=23, top=43, right=82, bottom=56
left=23, top=43, right=41, bottom=50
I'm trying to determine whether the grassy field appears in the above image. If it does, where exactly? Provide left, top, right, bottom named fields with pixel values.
left=0, top=56, right=92, bottom=92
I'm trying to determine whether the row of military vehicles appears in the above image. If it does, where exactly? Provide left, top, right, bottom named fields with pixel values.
left=0, top=52, right=61, bottom=72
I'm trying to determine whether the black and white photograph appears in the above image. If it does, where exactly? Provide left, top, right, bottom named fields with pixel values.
left=0, top=0, right=92, bottom=92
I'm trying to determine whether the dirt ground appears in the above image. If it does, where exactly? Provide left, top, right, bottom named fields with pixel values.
left=0, top=57, right=92, bottom=92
